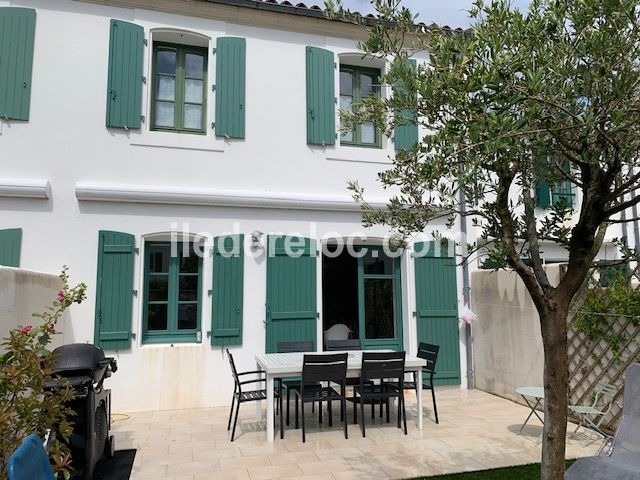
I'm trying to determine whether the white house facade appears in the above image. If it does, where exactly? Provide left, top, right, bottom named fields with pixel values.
left=0, top=0, right=628, bottom=412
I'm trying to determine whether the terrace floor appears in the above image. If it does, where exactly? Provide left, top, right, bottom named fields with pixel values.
left=113, top=388, right=596, bottom=480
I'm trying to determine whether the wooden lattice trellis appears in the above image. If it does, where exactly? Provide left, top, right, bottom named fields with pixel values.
left=566, top=261, right=640, bottom=434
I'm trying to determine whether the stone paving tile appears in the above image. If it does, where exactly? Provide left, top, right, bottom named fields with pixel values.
left=112, top=388, right=596, bottom=480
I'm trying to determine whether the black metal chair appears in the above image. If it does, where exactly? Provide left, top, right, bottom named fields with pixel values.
left=386, top=342, right=440, bottom=424
left=353, top=351, right=407, bottom=437
left=226, top=349, right=283, bottom=441
left=294, top=353, right=349, bottom=442
left=276, top=341, right=316, bottom=427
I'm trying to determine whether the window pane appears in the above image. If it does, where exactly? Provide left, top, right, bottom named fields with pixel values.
left=340, top=70, right=353, bottom=95
left=361, top=122, right=376, bottom=144
left=149, top=275, right=169, bottom=301
left=364, top=279, right=395, bottom=339
left=360, top=73, right=375, bottom=97
left=157, top=49, right=176, bottom=74
left=178, top=304, right=198, bottom=330
left=184, top=79, right=203, bottom=104
left=179, top=275, right=199, bottom=301
left=147, top=304, right=168, bottom=331
left=184, top=104, right=202, bottom=130
left=185, top=53, right=204, bottom=78
left=340, top=95, right=353, bottom=142
left=156, top=75, right=175, bottom=101
left=155, top=101, right=174, bottom=127
left=180, top=250, right=199, bottom=273
left=364, top=250, right=394, bottom=275
left=149, top=246, right=170, bottom=273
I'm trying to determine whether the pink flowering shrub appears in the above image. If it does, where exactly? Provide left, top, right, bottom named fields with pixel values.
left=0, top=267, right=87, bottom=479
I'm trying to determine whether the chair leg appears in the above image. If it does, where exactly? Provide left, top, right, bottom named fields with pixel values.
left=231, top=399, right=241, bottom=442
left=431, top=387, right=439, bottom=424
left=386, top=399, right=390, bottom=423
left=360, top=397, right=366, bottom=437
left=397, top=395, right=401, bottom=429
left=301, top=400, right=306, bottom=443
left=353, top=392, right=358, bottom=424
left=342, top=398, right=348, bottom=440
left=380, top=397, right=383, bottom=418
left=371, top=400, right=375, bottom=420
left=402, top=394, right=408, bottom=435
left=328, top=399, right=333, bottom=427
left=286, top=388, right=291, bottom=426
left=227, top=395, right=236, bottom=431
left=280, top=390, right=284, bottom=440
left=319, top=400, right=323, bottom=424
left=295, top=395, right=299, bottom=430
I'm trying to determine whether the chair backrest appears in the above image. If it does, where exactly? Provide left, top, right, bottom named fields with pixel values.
left=226, top=349, right=240, bottom=386
left=361, top=351, right=406, bottom=384
left=417, top=343, right=439, bottom=374
left=7, top=434, right=55, bottom=480
left=301, top=353, right=348, bottom=386
left=611, top=363, right=640, bottom=463
left=325, top=339, right=361, bottom=351
left=592, top=382, right=618, bottom=415
left=277, top=341, right=314, bottom=353
left=324, top=323, right=352, bottom=342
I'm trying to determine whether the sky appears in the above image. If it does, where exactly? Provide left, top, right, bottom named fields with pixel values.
left=341, top=0, right=531, bottom=28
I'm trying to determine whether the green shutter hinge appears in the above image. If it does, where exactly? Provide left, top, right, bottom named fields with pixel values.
left=212, top=47, right=217, bottom=54
left=211, top=122, right=215, bottom=130
left=208, top=289, right=213, bottom=296
left=212, top=84, right=216, bottom=92
left=141, top=115, right=145, bottom=123
left=334, top=97, right=337, bottom=104
left=135, top=247, right=140, bottom=254
left=144, top=38, right=148, bottom=46
left=206, top=331, right=212, bottom=338
left=142, top=76, right=147, bottom=84
left=334, top=62, right=337, bottom=69
left=133, top=289, right=138, bottom=296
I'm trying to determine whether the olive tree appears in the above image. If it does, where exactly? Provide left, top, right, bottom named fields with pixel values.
left=325, top=0, right=640, bottom=478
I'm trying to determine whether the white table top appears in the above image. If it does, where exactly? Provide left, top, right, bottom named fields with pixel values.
left=516, top=386, right=545, bottom=399
left=255, top=350, right=426, bottom=376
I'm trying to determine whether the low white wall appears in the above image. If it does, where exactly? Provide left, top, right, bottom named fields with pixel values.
left=471, top=265, right=561, bottom=403
left=0, top=267, right=65, bottom=352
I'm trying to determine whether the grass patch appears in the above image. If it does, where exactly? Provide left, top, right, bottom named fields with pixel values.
left=410, top=460, right=576, bottom=479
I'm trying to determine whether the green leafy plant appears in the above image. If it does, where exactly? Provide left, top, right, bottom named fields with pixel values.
left=0, top=267, right=87, bottom=479
left=573, top=269, right=640, bottom=362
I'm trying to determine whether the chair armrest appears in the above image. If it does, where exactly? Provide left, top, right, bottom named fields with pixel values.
left=237, top=370, right=266, bottom=376
left=238, top=378, right=267, bottom=386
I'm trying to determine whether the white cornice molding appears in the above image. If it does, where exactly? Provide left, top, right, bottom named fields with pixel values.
left=75, top=182, right=388, bottom=211
left=0, top=179, right=51, bottom=199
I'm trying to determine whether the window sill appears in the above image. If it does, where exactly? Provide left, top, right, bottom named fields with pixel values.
left=326, top=145, right=393, bottom=164
left=141, top=334, right=201, bottom=345
left=130, top=130, right=226, bottom=152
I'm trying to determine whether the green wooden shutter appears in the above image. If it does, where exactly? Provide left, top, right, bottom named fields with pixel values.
left=306, top=46, right=335, bottom=145
left=535, top=179, right=551, bottom=208
left=106, top=19, right=144, bottom=129
left=265, top=235, right=318, bottom=353
left=0, top=228, right=22, bottom=267
left=0, top=8, right=36, bottom=121
left=414, top=241, right=461, bottom=386
left=215, top=37, right=246, bottom=139
left=94, top=230, right=135, bottom=350
left=211, top=234, right=244, bottom=346
left=394, top=59, right=418, bottom=151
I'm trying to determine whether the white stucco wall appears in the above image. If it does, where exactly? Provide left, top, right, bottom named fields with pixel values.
left=0, top=267, right=66, bottom=353
left=0, top=0, right=472, bottom=411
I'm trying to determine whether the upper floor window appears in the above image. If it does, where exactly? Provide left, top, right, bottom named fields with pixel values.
left=152, top=42, right=207, bottom=134
left=340, top=65, right=381, bottom=148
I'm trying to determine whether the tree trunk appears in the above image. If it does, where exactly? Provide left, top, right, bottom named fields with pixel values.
left=539, top=304, right=570, bottom=480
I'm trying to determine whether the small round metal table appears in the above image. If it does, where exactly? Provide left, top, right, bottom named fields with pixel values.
left=516, top=386, right=545, bottom=434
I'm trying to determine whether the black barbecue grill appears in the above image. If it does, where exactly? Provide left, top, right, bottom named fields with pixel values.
left=46, top=343, right=117, bottom=479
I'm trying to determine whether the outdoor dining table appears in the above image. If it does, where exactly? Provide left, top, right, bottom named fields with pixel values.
left=255, top=350, right=427, bottom=442
left=516, top=386, right=545, bottom=437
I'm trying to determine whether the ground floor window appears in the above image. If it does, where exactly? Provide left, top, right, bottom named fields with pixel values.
left=142, top=241, right=202, bottom=344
